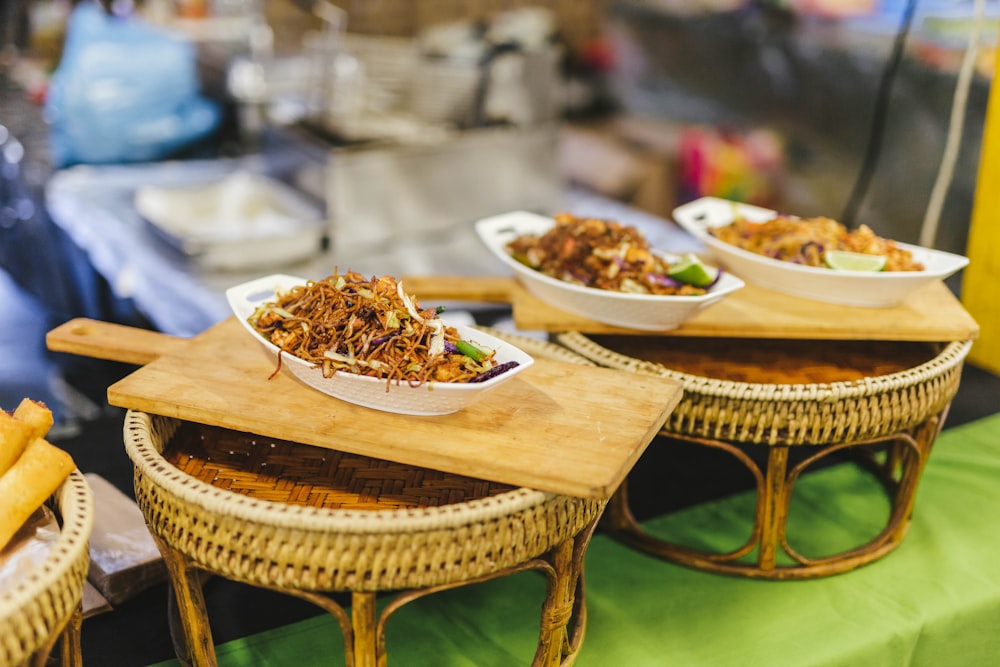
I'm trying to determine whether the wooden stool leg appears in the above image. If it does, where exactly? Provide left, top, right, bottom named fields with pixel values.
left=28, top=605, right=82, bottom=667
left=533, top=538, right=574, bottom=666
left=534, top=509, right=602, bottom=667
left=757, top=446, right=789, bottom=571
left=29, top=634, right=58, bottom=667
left=603, top=478, right=635, bottom=534
left=157, top=536, right=217, bottom=667
left=351, top=591, right=379, bottom=667
left=60, top=607, right=83, bottom=667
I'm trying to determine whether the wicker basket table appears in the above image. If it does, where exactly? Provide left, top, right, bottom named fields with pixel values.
left=125, top=412, right=605, bottom=667
left=557, top=333, right=973, bottom=580
left=0, top=470, right=94, bottom=666
left=122, top=332, right=607, bottom=667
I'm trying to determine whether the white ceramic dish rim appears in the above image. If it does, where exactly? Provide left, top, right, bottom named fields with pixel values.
left=475, top=210, right=745, bottom=303
left=225, top=273, right=535, bottom=395
left=672, top=197, right=970, bottom=281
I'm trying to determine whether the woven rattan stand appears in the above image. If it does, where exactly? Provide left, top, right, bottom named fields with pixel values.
left=0, top=470, right=94, bottom=666
left=558, top=333, right=973, bottom=580
left=122, top=333, right=609, bottom=667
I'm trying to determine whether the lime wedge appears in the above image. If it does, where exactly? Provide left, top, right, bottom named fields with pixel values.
left=824, top=250, right=887, bottom=272
left=667, top=253, right=717, bottom=287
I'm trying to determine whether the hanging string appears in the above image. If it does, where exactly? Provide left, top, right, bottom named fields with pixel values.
left=841, top=0, right=919, bottom=228
left=918, top=0, right=986, bottom=249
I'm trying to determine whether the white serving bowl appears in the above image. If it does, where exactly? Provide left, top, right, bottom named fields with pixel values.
left=225, top=274, right=534, bottom=416
left=673, top=197, right=970, bottom=308
left=475, top=210, right=745, bottom=331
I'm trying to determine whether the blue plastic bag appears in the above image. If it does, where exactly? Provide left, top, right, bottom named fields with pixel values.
left=45, top=2, right=221, bottom=167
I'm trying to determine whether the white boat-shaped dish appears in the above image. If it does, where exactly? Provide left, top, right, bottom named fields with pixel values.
left=225, top=273, right=534, bottom=416
left=475, top=210, right=745, bottom=331
left=673, top=197, right=970, bottom=308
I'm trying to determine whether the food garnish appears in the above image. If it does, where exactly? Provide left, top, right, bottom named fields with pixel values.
left=247, top=271, right=516, bottom=388
left=505, top=212, right=717, bottom=295
left=709, top=215, right=924, bottom=271
left=823, top=250, right=887, bottom=272
left=666, top=253, right=719, bottom=287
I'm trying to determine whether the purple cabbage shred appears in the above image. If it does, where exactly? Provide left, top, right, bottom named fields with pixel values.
left=470, top=361, right=520, bottom=383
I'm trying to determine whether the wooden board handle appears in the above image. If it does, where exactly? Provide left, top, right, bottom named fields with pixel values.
left=46, top=318, right=187, bottom=366
left=399, top=275, right=517, bottom=303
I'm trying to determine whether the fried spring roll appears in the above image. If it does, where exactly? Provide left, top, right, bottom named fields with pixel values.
left=0, top=438, right=76, bottom=551
left=12, top=398, right=54, bottom=440
left=0, top=411, right=34, bottom=478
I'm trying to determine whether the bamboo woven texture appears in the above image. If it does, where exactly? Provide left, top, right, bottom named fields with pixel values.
left=556, top=333, right=972, bottom=446
left=0, top=470, right=93, bottom=666
left=126, top=412, right=603, bottom=593
left=123, top=328, right=603, bottom=594
left=557, top=334, right=972, bottom=578
left=121, top=329, right=610, bottom=665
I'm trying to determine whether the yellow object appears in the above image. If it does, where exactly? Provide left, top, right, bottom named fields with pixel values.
left=0, top=411, right=33, bottom=478
left=1, top=399, right=56, bottom=476
left=962, top=48, right=1000, bottom=373
left=12, top=398, right=54, bottom=440
left=0, top=470, right=92, bottom=667
left=0, top=400, right=75, bottom=551
left=0, top=437, right=76, bottom=551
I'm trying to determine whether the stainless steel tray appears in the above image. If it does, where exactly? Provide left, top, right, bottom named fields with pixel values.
left=135, top=171, right=326, bottom=271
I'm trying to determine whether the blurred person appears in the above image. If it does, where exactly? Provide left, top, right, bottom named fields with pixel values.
left=44, top=0, right=220, bottom=166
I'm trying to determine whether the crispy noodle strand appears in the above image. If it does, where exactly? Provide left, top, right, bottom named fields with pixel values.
left=248, top=270, right=503, bottom=388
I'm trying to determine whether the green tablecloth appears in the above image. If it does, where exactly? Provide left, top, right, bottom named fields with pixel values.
left=151, top=414, right=1000, bottom=667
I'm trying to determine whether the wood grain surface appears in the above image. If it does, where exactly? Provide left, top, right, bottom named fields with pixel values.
left=402, top=275, right=978, bottom=341
left=47, top=318, right=682, bottom=499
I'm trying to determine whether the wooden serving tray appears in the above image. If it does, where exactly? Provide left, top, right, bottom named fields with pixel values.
left=402, top=275, right=979, bottom=342
left=47, top=318, right=683, bottom=500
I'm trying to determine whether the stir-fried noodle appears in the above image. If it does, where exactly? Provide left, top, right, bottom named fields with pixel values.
left=248, top=271, right=514, bottom=387
left=710, top=215, right=924, bottom=271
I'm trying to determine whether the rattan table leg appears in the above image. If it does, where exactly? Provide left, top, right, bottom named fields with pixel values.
left=29, top=634, right=58, bottom=667
left=351, top=591, right=379, bottom=667
left=757, top=446, right=789, bottom=571
left=157, top=536, right=217, bottom=666
left=603, top=476, right=637, bottom=535
left=534, top=539, right=575, bottom=667
left=58, top=607, right=83, bottom=667
left=604, top=417, right=945, bottom=580
left=126, top=412, right=609, bottom=665
left=26, top=604, right=81, bottom=667
left=533, top=508, right=601, bottom=667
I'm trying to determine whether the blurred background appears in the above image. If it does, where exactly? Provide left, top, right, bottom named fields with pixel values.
left=6, top=1, right=995, bottom=245
left=1, top=1, right=998, bottom=663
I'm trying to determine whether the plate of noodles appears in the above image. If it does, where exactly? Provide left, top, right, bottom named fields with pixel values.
left=226, top=272, right=534, bottom=415
left=673, top=197, right=970, bottom=308
left=476, top=210, right=745, bottom=331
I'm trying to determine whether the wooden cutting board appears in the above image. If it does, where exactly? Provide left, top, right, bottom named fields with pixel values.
left=402, top=275, right=979, bottom=342
left=47, top=318, right=683, bottom=500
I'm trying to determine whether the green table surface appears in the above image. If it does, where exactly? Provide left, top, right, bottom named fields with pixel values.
left=151, top=413, right=1000, bottom=667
